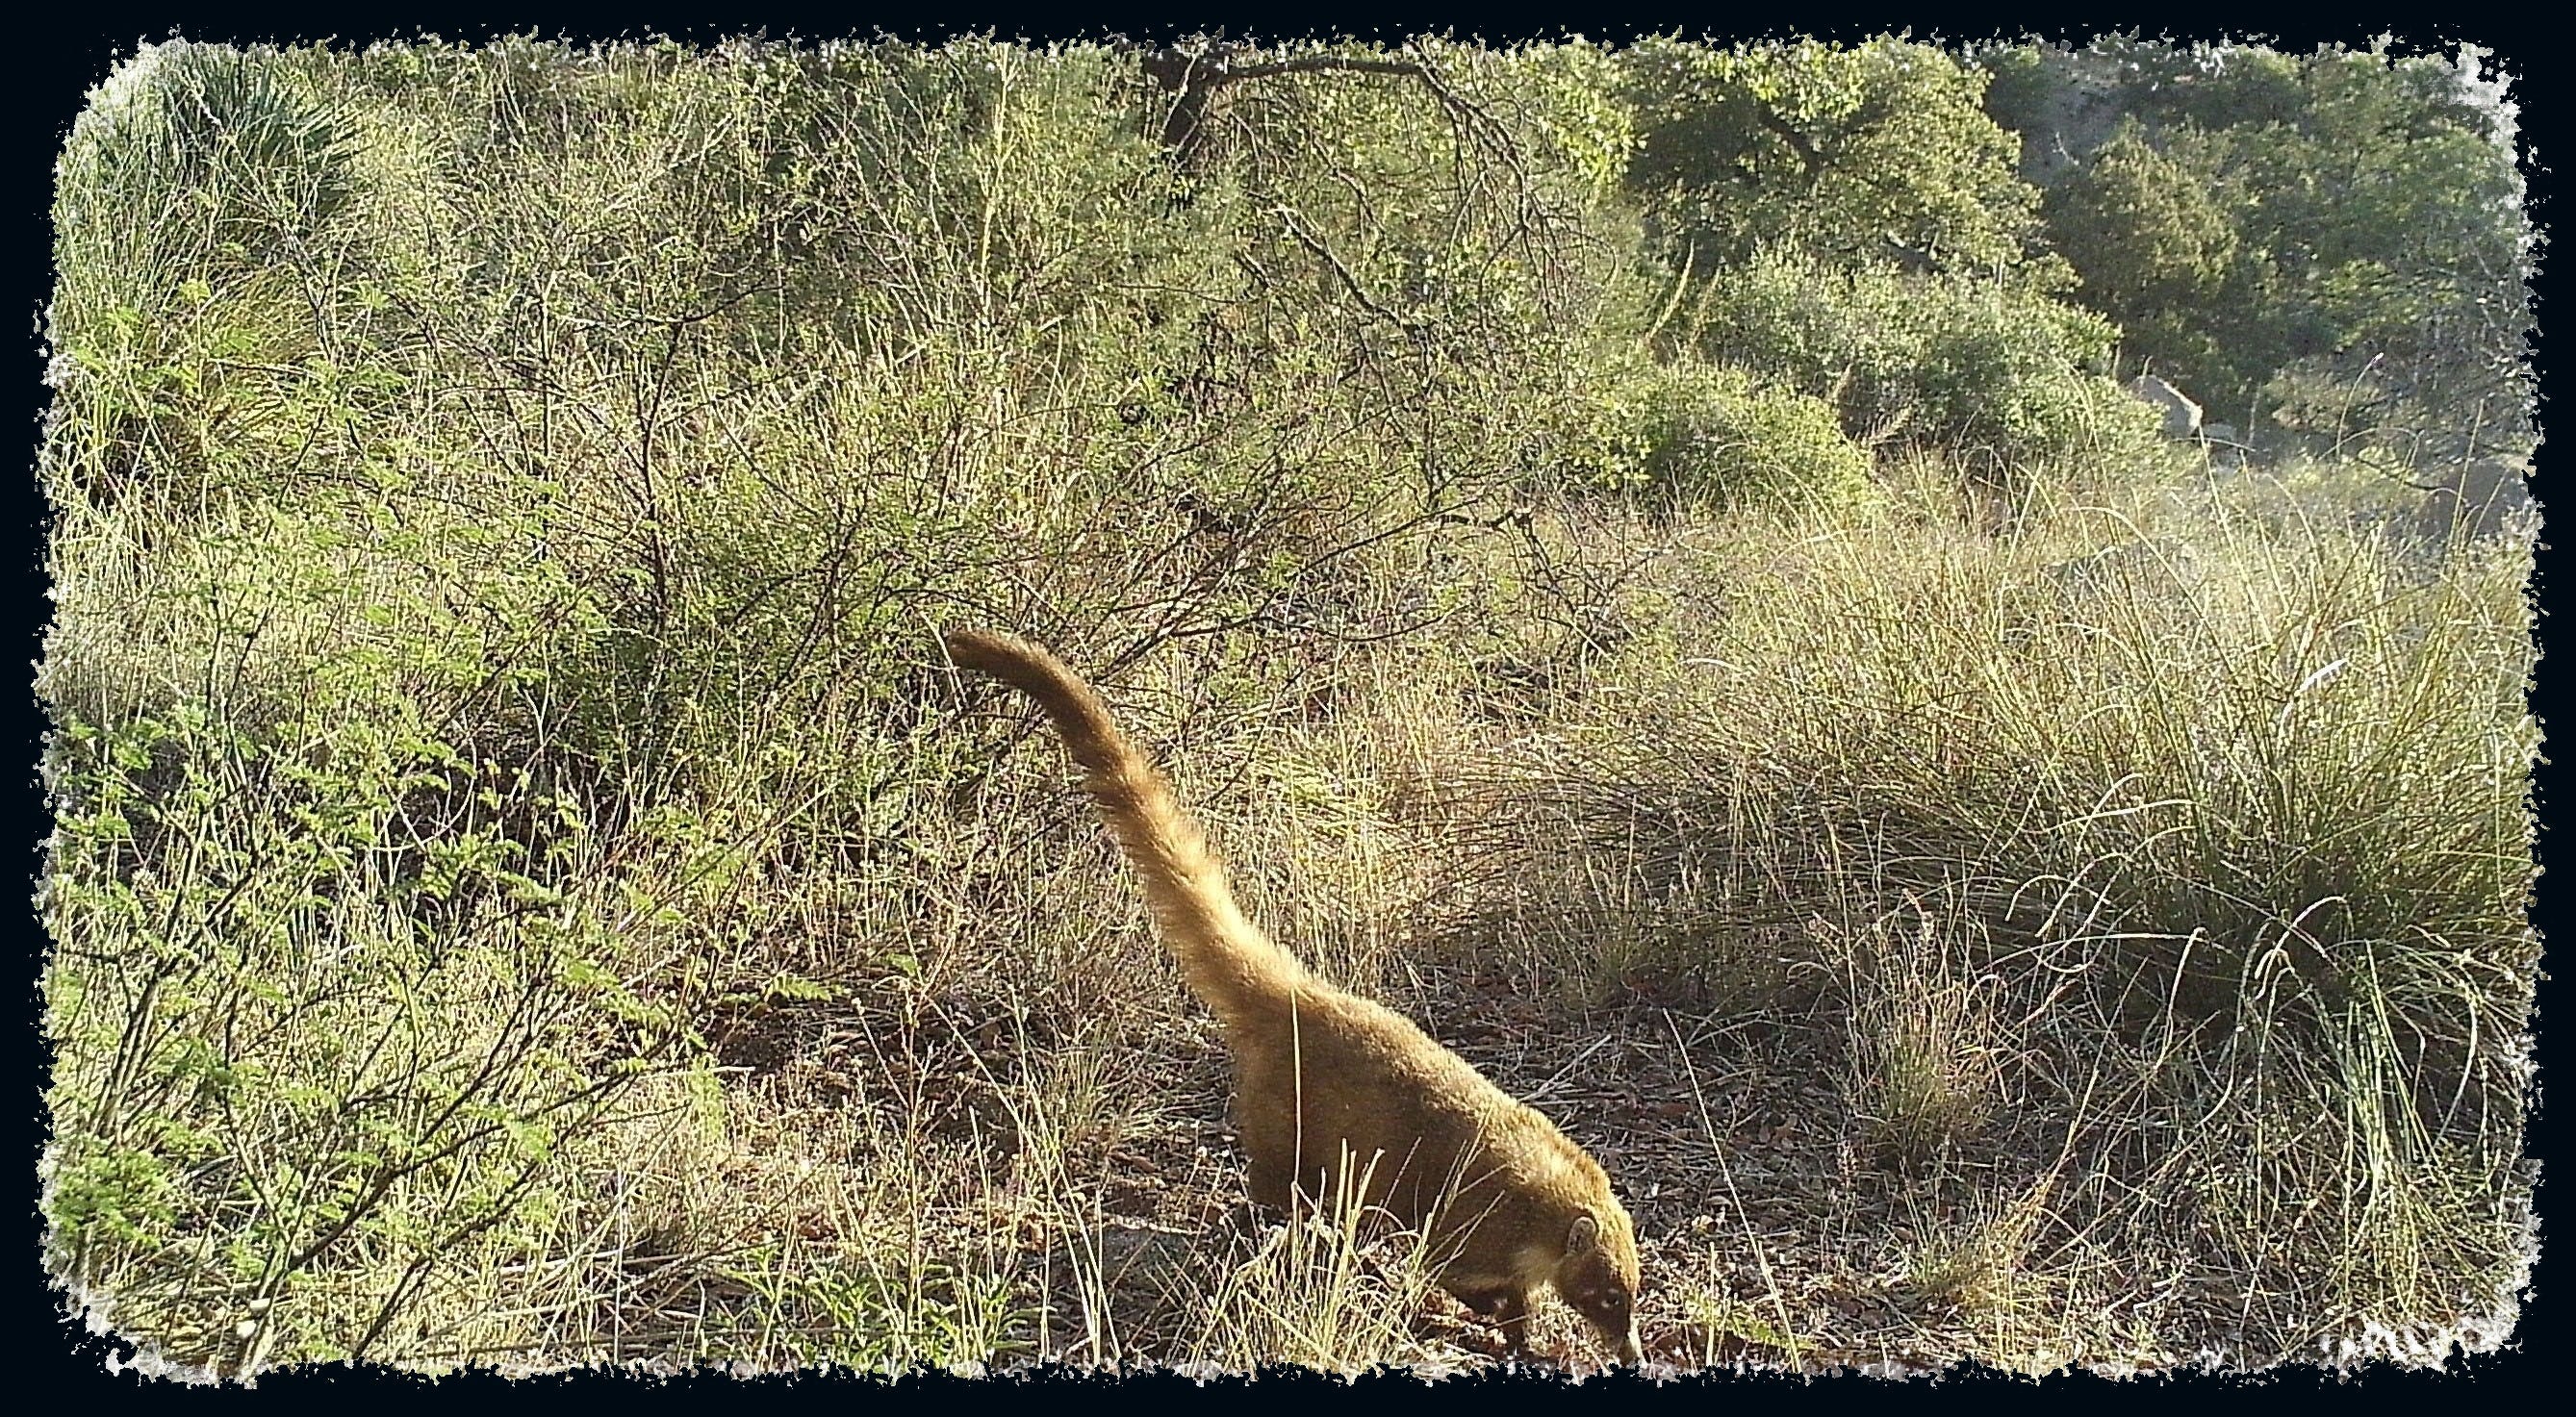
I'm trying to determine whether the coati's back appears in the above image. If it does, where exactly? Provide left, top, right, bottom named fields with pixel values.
left=942, top=629, right=1642, bottom=1362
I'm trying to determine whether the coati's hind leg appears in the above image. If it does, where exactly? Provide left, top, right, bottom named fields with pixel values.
left=1452, top=1286, right=1531, bottom=1355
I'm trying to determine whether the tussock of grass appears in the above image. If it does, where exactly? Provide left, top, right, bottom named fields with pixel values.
left=1830, top=907, right=2004, bottom=1170
left=1425, top=478, right=2533, bottom=1367
left=1180, top=1154, right=1453, bottom=1376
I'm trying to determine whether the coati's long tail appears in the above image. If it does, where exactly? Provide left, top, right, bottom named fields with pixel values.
left=941, top=629, right=1308, bottom=1024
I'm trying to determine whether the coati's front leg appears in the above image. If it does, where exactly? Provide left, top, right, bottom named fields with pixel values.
left=1234, top=1073, right=1302, bottom=1214
left=1453, top=1285, right=1531, bottom=1355
left=1242, top=1132, right=1299, bottom=1214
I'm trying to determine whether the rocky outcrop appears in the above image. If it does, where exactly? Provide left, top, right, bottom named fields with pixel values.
left=2005, top=46, right=2131, bottom=188
left=2414, top=455, right=2536, bottom=543
left=2127, top=374, right=2203, bottom=440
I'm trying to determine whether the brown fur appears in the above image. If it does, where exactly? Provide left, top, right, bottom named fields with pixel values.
left=942, top=628, right=1642, bottom=1363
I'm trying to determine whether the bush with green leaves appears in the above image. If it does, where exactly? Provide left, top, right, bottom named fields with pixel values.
left=1996, top=40, right=2531, bottom=458
left=38, top=478, right=701, bottom=1369
left=1638, top=364, right=1874, bottom=513
left=1547, top=356, right=1873, bottom=513
left=1620, top=36, right=2048, bottom=278
left=39, top=37, right=1658, bottom=1371
left=1683, top=245, right=2155, bottom=468
left=2042, top=127, right=2240, bottom=392
left=48, top=43, right=387, bottom=518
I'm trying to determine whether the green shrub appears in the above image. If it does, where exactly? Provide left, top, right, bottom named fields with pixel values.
left=2042, top=127, right=2239, bottom=392
left=1539, top=354, right=1875, bottom=515
left=1996, top=40, right=2532, bottom=457
left=38, top=490, right=690, bottom=1371
left=1620, top=37, right=2041, bottom=276
left=59, top=42, right=359, bottom=281
left=1687, top=245, right=2157, bottom=468
left=49, top=44, right=386, bottom=517
left=1635, top=363, right=1875, bottom=513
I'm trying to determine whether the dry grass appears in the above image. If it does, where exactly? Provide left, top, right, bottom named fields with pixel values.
left=43, top=468, right=2534, bottom=1378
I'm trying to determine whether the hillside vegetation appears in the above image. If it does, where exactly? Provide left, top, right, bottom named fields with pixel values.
left=39, top=36, right=2535, bottom=1377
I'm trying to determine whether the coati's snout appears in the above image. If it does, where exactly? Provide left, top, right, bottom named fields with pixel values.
left=1555, top=1210, right=1644, bottom=1363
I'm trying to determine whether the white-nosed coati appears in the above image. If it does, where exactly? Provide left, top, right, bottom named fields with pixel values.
left=942, top=629, right=1642, bottom=1363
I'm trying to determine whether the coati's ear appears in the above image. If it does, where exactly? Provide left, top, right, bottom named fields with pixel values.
left=1567, top=1214, right=1599, bottom=1256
